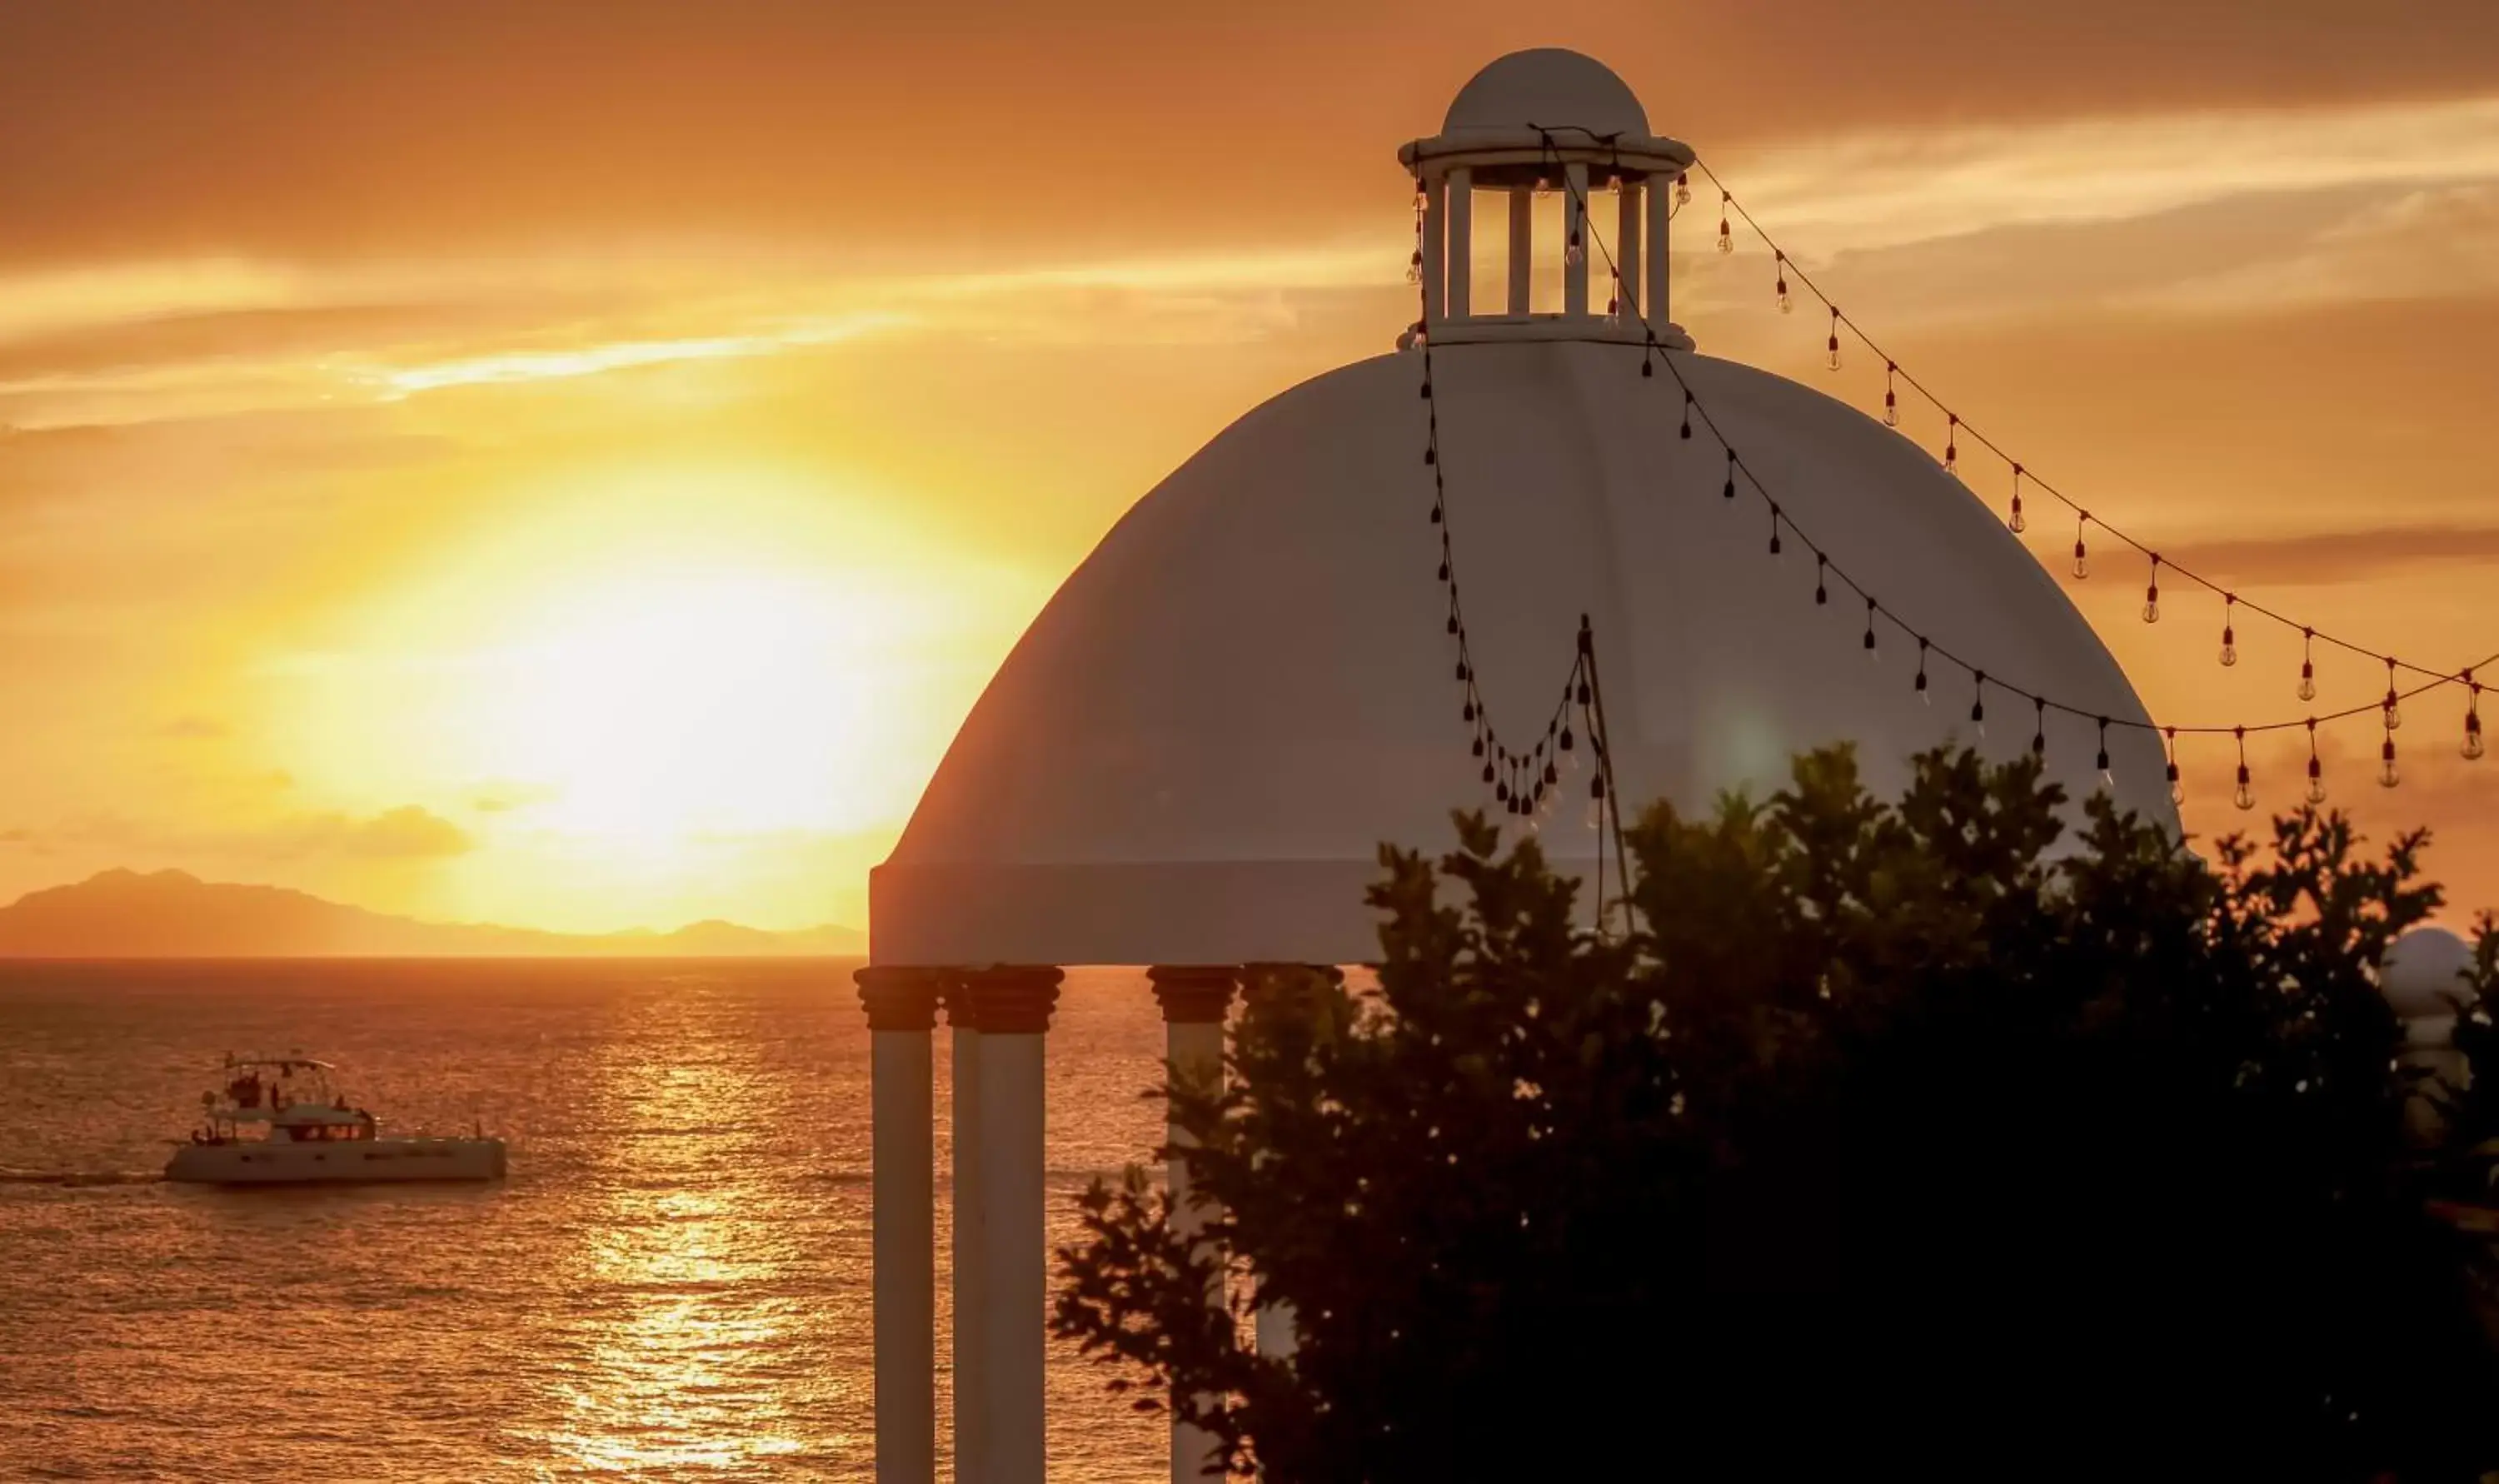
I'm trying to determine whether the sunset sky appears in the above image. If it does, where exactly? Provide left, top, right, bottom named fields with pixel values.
left=5, top=2, right=2498, bottom=934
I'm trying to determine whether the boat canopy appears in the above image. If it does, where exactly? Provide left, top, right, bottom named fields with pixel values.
left=222, top=1054, right=334, bottom=1073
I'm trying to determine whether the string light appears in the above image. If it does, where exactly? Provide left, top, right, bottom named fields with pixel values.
left=1863, top=597, right=1879, bottom=657
left=2384, top=659, right=2402, bottom=731
left=1690, top=159, right=2491, bottom=711
left=1675, top=172, right=1692, bottom=207
left=2300, top=628, right=2317, bottom=702
left=1813, top=554, right=1829, bottom=605
left=2096, top=717, right=2113, bottom=790
left=1717, top=192, right=1733, bottom=254
left=2072, top=514, right=2091, bottom=580
left=1503, top=152, right=2499, bottom=834
left=2465, top=671, right=2485, bottom=760
left=1827, top=306, right=1843, bottom=371
left=2306, top=719, right=2327, bottom=804
left=2032, top=698, right=2048, bottom=759
left=1768, top=505, right=1783, bottom=555
left=2381, top=725, right=2401, bottom=789
left=2009, top=464, right=2028, bottom=534
left=2219, top=595, right=2238, bottom=668
left=2142, top=554, right=2161, bottom=624
left=2233, top=726, right=2255, bottom=811
left=1944, top=415, right=1959, bottom=476
left=1774, top=252, right=1792, bottom=313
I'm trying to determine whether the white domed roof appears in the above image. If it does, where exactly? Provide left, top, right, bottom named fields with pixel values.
left=2383, top=925, right=2476, bottom=1019
left=1443, top=48, right=1649, bottom=138
left=871, top=341, right=2173, bottom=967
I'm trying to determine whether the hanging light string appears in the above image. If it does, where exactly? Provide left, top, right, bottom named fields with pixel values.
left=1411, top=167, right=1622, bottom=853
left=1516, top=132, right=2497, bottom=805
left=1688, top=159, right=2486, bottom=691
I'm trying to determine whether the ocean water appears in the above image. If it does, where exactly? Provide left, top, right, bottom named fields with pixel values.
left=0, top=960, right=1171, bottom=1482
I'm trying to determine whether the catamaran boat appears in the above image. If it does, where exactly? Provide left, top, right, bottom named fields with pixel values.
left=164, top=1054, right=506, bottom=1185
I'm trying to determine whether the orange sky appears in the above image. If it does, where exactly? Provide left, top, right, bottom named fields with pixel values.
left=4, top=3, right=2497, bottom=934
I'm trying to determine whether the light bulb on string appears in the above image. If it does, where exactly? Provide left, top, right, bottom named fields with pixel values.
left=2306, top=719, right=2327, bottom=804
left=1774, top=253, right=1791, bottom=311
left=2010, top=464, right=2028, bottom=534
left=1723, top=448, right=1737, bottom=500
left=1827, top=307, right=1843, bottom=371
left=1585, top=772, right=1607, bottom=830
left=1915, top=639, right=1931, bottom=705
left=1813, top=555, right=1829, bottom=605
left=2234, top=727, right=2255, bottom=811
left=1717, top=193, right=1733, bottom=254
left=2299, top=628, right=2317, bottom=702
left=2165, top=727, right=2184, bottom=806
left=1883, top=362, right=1899, bottom=428
left=2142, top=554, right=2161, bottom=623
left=1565, top=227, right=1584, bottom=268
left=2383, top=658, right=2402, bottom=730
left=1407, top=248, right=1423, bottom=286
left=1680, top=391, right=1693, bottom=441
left=1944, top=416, right=1960, bottom=476
left=2072, top=513, right=2091, bottom=580
left=2381, top=729, right=2401, bottom=789
left=2219, top=595, right=2238, bottom=667
left=2465, top=674, right=2486, bottom=761
left=1675, top=172, right=1692, bottom=207
left=2096, top=718, right=2114, bottom=792
left=1768, top=505, right=1783, bottom=556
left=1971, top=671, right=1988, bottom=735
left=1863, top=597, right=1879, bottom=659
left=2031, top=699, right=2048, bottom=759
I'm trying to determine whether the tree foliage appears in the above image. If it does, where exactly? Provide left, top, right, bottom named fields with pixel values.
left=1054, top=746, right=2499, bottom=1482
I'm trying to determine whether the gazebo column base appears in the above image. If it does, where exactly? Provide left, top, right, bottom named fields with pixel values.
left=1149, top=964, right=1239, bottom=1483
left=856, top=968, right=943, bottom=1484
left=960, top=965, right=1063, bottom=1484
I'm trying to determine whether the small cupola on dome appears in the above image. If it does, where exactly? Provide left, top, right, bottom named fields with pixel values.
left=1399, top=48, right=1694, bottom=351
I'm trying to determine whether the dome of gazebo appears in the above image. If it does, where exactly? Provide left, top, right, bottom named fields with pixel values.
left=868, top=52, right=2172, bottom=969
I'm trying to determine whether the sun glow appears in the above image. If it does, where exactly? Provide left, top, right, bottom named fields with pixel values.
left=473, top=569, right=882, bottom=843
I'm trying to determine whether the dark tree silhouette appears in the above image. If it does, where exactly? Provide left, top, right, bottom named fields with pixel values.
left=1055, top=746, right=2499, bottom=1482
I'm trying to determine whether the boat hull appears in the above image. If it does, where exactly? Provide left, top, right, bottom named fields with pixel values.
left=165, top=1137, right=507, bottom=1186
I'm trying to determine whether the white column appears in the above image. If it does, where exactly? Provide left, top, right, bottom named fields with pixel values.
left=1563, top=162, right=1590, bottom=318
left=1421, top=175, right=1446, bottom=326
left=858, top=969, right=940, bottom=1484
left=1616, top=177, right=1642, bottom=320
left=1445, top=167, right=1472, bottom=321
left=1149, top=966, right=1236, bottom=1484
left=1507, top=187, right=1532, bottom=316
left=1645, top=172, right=1672, bottom=333
left=1241, top=964, right=1339, bottom=1370
left=946, top=988, right=986, bottom=1484
left=966, top=966, right=1062, bottom=1484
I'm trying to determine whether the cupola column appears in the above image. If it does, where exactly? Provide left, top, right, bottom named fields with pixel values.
left=1149, top=965, right=1238, bottom=1484
left=1615, top=178, right=1642, bottom=318
left=1421, top=177, right=1448, bottom=324
left=1506, top=187, right=1533, bottom=316
left=855, top=966, right=943, bottom=1484
left=1444, top=168, right=1473, bottom=320
left=961, top=964, right=1065, bottom=1484
left=1644, top=172, right=1671, bottom=331
left=1562, top=162, right=1590, bottom=318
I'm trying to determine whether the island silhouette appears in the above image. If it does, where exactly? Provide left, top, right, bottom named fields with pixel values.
left=0, top=869, right=864, bottom=958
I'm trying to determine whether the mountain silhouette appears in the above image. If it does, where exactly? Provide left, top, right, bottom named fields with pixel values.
left=0, top=869, right=865, bottom=958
